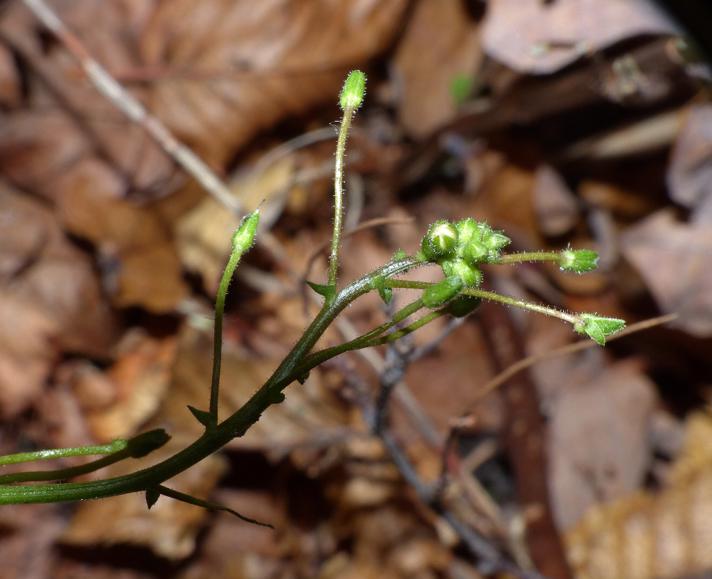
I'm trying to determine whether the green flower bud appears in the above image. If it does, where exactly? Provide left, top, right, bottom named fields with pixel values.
left=484, top=231, right=511, bottom=253
left=445, top=295, right=481, bottom=318
left=574, top=314, right=626, bottom=345
left=423, top=276, right=463, bottom=308
left=421, top=220, right=458, bottom=263
left=442, top=258, right=483, bottom=288
left=232, top=210, right=260, bottom=253
left=462, top=240, right=489, bottom=265
left=455, top=218, right=479, bottom=247
left=560, top=248, right=599, bottom=273
left=339, top=70, right=367, bottom=111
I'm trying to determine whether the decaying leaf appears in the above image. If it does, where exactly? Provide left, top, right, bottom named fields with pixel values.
left=58, top=187, right=188, bottom=313
left=667, top=104, right=712, bottom=212
left=62, top=436, right=226, bottom=560
left=622, top=209, right=712, bottom=336
left=175, top=156, right=295, bottom=291
left=549, top=360, right=657, bottom=529
left=0, top=188, right=117, bottom=417
left=566, top=412, right=712, bottom=579
left=86, top=331, right=178, bottom=441
left=392, top=0, right=483, bottom=136
left=482, top=0, right=677, bottom=74
left=140, top=0, right=408, bottom=165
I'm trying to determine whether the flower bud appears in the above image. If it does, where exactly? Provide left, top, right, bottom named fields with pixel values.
left=455, top=218, right=478, bottom=247
left=421, top=220, right=458, bottom=263
left=560, top=248, right=599, bottom=273
left=442, top=258, right=483, bottom=288
left=339, top=70, right=367, bottom=111
left=574, top=314, right=625, bottom=345
left=484, top=231, right=511, bottom=253
left=232, top=211, right=260, bottom=253
left=462, top=240, right=488, bottom=265
left=423, top=276, right=463, bottom=308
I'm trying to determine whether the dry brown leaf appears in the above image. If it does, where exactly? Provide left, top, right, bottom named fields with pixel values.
left=87, top=331, right=177, bottom=441
left=0, top=2, right=175, bottom=202
left=0, top=292, right=59, bottom=418
left=58, top=187, right=188, bottom=313
left=393, top=0, right=482, bottom=136
left=140, top=0, right=408, bottom=165
left=566, top=412, right=712, bottom=579
left=0, top=188, right=117, bottom=417
left=62, top=436, right=226, bottom=560
left=533, top=165, right=580, bottom=236
left=622, top=209, right=712, bottom=336
left=482, top=0, right=677, bottom=74
left=667, top=104, right=712, bottom=212
left=175, top=156, right=295, bottom=291
left=0, top=44, right=21, bottom=108
left=549, top=360, right=657, bottom=529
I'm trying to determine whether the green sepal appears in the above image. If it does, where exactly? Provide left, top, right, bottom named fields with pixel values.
left=297, top=372, right=310, bottom=385
left=188, top=406, right=217, bottom=430
left=145, top=487, right=160, bottom=509
left=306, top=281, right=336, bottom=303
left=423, top=276, right=463, bottom=308
left=126, top=429, right=171, bottom=458
left=574, top=314, right=626, bottom=345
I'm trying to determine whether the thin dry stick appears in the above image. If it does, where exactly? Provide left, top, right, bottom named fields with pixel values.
left=468, top=312, right=678, bottom=407
left=22, top=0, right=239, bottom=213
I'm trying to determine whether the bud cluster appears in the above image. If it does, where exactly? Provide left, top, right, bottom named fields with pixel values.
left=420, top=218, right=511, bottom=290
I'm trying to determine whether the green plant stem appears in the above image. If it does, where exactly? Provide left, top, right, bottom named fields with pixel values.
left=0, top=448, right=133, bottom=485
left=493, top=251, right=560, bottom=265
left=328, top=107, right=355, bottom=288
left=0, top=439, right=127, bottom=467
left=384, top=280, right=580, bottom=325
left=0, top=257, right=422, bottom=505
left=297, top=297, right=425, bottom=371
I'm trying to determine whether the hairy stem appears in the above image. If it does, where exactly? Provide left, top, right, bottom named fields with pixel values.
left=328, top=108, right=355, bottom=287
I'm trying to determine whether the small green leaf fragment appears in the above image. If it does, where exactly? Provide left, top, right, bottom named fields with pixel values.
left=450, top=74, right=475, bottom=106
left=392, top=249, right=408, bottom=262
left=306, top=281, right=336, bottom=302
left=232, top=210, right=260, bottom=253
left=560, top=248, right=599, bottom=273
left=126, top=429, right=171, bottom=458
left=423, top=276, right=463, bottom=308
left=297, top=372, right=310, bottom=385
left=340, top=70, right=367, bottom=111
left=378, top=285, right=393, bottom=304
left=188, top=406, right=216, bottom=430
left=574, top=314, right=626, bottom=345
left=145, top=487, right=160, bottom=509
